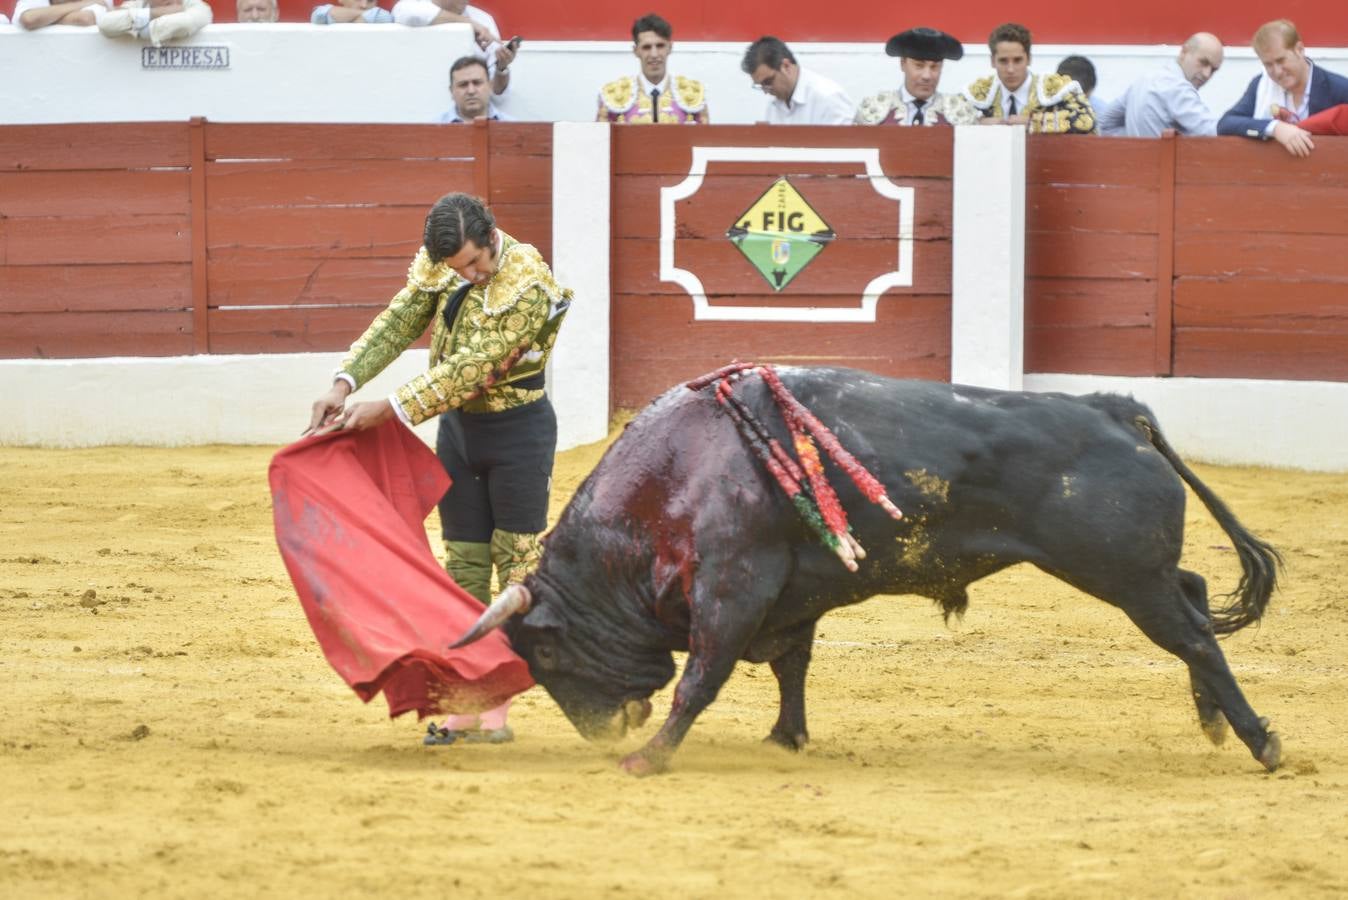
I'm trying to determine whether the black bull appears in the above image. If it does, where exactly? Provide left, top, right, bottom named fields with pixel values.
left=455, top=367, right=1283, bottom=776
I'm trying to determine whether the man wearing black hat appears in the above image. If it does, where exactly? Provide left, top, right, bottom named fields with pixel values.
left=857, top=27, right=979, bottom=126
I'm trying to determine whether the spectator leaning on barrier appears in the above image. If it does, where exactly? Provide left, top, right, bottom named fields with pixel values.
left=235, top=0, right=276, bottom=21
left=1218, top=19, right=1348, bottom=158
left=312, top=0, right=392, bottom=24
left=94, top=0, right=212, bottom=45
left=438, top=55, right=511, bottom=122
left=13, top=0, right=110, bottom=29
left=963, top=22, right=1097, bottom=133
left=856, top=27, right=978, bottom=126
left=1098, top=33, right=1223, bottom=138
left=597, top=13, right=708, bottom=124
left=743, top=35, right=855, bottom=125
left=392, top=0, right=514, bottom=95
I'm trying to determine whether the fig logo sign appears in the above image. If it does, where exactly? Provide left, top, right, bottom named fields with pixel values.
left=660, top=146, right=914, bottom=323
left=726, top=177, right=835, bottom=291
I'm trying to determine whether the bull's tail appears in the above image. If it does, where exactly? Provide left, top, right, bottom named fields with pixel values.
left=1135, top=416, right=1283, bottom=635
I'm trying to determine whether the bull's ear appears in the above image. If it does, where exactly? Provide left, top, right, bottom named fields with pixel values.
left=521, top=601, right=563, bottom=632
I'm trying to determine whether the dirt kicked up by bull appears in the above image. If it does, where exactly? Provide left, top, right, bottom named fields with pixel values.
left=454, top=364, right=1284, bottom=777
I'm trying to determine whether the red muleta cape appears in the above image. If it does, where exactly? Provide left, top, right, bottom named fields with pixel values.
left=268, top=419, right=534, bottom=719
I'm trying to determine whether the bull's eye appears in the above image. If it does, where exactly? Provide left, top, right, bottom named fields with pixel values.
left=535, top=644, right=557, bottom=670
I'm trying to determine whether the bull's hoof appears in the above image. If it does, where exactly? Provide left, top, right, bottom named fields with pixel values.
left=1199, top=715, right=1228, bottom=746
left=618, top=751, right=667, bottom=778
left=764, top=729, right=809, bottom=752
left=1258, top=730, right=1282, bottom=772
left=624, top=698, right=653, bottom=730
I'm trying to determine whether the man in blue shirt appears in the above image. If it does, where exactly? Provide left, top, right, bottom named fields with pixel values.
left=438, top=56, right=512, bottom=123
left=1218, top=18, right=1348, bottom=158
left=1099, top=33, right=1224, bottom=137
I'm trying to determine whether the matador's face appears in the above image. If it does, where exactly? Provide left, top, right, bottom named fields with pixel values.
left=444, top=232, right=500, bottom=285
left=633, top=30, right=671, bottom=84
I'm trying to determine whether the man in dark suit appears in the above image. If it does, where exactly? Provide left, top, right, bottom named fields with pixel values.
left=1218, top=18, right=1348, bottom=157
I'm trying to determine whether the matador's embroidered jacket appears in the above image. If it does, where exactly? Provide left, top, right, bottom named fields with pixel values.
left=854, top=90, right=979, bottom=126
left=339, top=231, right=572, bottom=425
left=962, top=72, right=1098, bottom=134
left=597, top=73, right=708, bottom=123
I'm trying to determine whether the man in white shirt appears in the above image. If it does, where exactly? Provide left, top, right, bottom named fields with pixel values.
left=392, top=0, right=515, bottom=95
left=742, top=35, right=855, bottom=125
left=1099, top=33, right=1224, bottom=137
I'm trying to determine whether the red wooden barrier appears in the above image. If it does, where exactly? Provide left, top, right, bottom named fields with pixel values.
left=0, top=120, right=551, bottom=358
left=1024, top=136, right=1164, bottom=377
left=0, top=123, right=195, bottom=359
left=609, top=125, right=954, bottom=409
left=3, top=122, right=1346, bottom=393
left=1171, top=139, right=1348, bottom=381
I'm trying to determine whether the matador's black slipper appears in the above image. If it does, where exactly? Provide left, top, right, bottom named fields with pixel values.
left=423, top=723, right=458, bottom=746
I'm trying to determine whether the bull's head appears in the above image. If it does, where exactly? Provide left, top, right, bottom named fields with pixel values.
left=451, top=581, right=665, bottom=742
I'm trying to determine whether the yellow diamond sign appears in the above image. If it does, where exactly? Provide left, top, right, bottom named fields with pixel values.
left=726, top=177, right=836, bottom=291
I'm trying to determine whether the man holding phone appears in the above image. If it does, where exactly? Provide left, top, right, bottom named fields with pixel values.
left=392, top=0, right=517, bottom=94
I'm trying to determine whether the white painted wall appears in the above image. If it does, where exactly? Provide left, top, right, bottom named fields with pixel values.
left=0, top=23, right=475, bottom=124
left=0, top=351, right=437, bottom=447
left=6, top=353, right=1345, bottom=470
left=4, top=26, right=1347, bottom=125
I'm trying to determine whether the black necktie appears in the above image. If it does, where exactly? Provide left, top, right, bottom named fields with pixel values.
left=651, top=88, right=661, bottom=122
left=1007, top=96, right=1018, bottom=116
left=912, top=98, right=926, bottom=126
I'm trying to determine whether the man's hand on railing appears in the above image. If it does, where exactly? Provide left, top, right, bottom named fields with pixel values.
left=1271, top=121, right=1315, bottom=158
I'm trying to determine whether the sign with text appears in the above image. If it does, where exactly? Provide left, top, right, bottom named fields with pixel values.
left=142, top=45, right=230, bottom=69
left=727, top=177, right=835, bottom=291
left=660, top=146, right=915, bottom=322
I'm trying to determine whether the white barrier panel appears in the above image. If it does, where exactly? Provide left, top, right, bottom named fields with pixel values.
left=0, top=352, right=439, bottom=448
left=548, top=121, right=611, bottom=451
left=951, top=125, right=1025, bottom=391
left=0, top=23, right=474, bottom=124
left=4, top=355, right=1346, bottom=470
left=4, top=26, right=1347, bottom=125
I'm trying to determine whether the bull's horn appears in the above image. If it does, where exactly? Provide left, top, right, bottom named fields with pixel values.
left=449, top=583, right=532, bottom=649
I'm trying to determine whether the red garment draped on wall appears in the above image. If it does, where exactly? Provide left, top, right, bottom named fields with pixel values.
left=269, top=420, right=533, bottom=719
left=1300, top=104, right=1348, bottom=135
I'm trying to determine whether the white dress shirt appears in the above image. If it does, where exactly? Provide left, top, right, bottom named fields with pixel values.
left=764, top=67, right=856, bottom=125
left=1001, top=76, right=1031, bottom=116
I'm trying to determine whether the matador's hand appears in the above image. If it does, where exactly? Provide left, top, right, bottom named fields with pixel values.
left=337, top=400, right=396, bottom=432
left=305, top=381, right=352, bottom=436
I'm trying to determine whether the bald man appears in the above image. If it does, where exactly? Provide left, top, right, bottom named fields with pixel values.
left=1099, top=33, right=1224, bottom=136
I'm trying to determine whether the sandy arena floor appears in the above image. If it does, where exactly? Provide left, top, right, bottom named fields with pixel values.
left=1, top=433, right=1346, bottom=898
